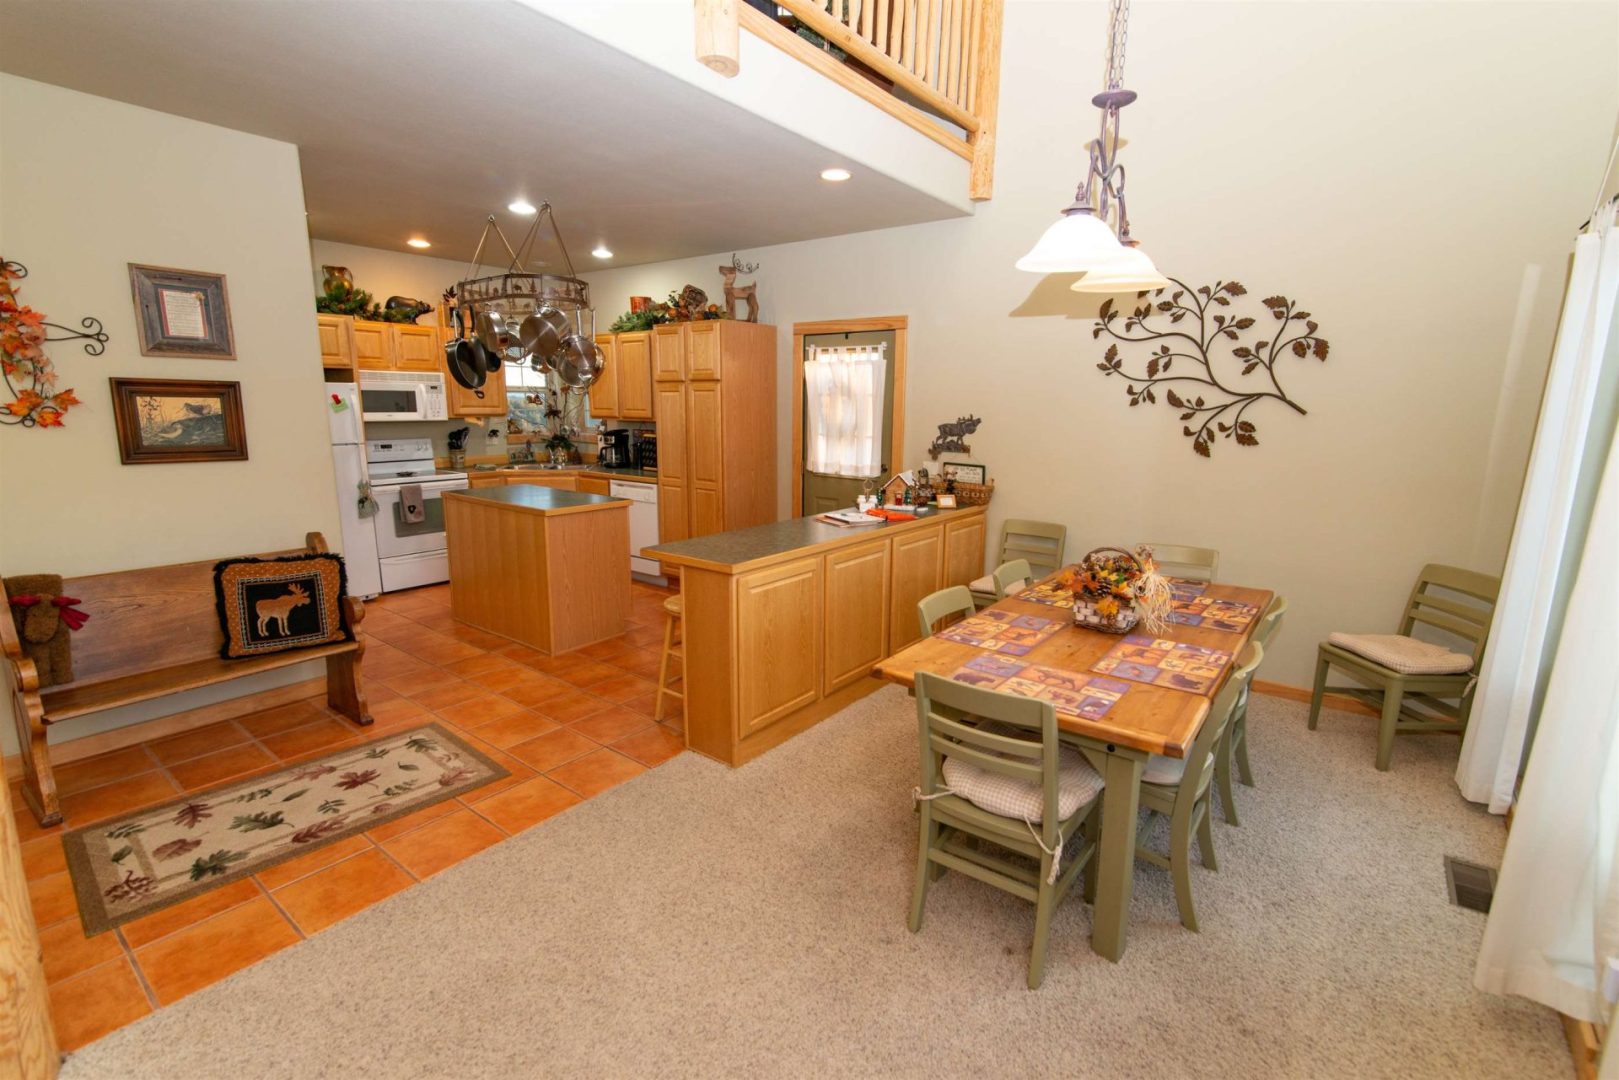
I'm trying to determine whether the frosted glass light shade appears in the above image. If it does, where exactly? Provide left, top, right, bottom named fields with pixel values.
left=1069, top=244, right=1169, bottom=293
left=1015, top=210, right=1138, bottom=273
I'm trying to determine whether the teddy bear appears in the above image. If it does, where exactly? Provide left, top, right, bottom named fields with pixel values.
left=5, top=574, right=88, bottom=688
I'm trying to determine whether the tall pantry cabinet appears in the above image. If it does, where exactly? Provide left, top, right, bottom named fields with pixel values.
left=652, top=320, right=777, bottom=548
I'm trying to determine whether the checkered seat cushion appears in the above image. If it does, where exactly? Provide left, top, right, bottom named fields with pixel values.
left=968, top=574, right=1028, bottom=597
left=1141, top=750, right=1214, bottom=786
left=942, top=743, right=1104, bottom=823
left=1327, top=632, right=1474, bottom=675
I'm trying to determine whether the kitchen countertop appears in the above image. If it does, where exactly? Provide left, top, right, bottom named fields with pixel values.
left=472, top=465, right=659, bottom=484
left=643, top=504, right=986, bottom=573
left=444, top=485, right=629, bottom=517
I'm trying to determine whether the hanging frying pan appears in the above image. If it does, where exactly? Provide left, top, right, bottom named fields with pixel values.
left=552, top=333, right=604, bottom=388
left=444, top=307, right=486, bottom=390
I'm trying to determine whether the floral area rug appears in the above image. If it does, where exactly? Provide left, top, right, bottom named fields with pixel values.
left=63, top=723, right=506, bottom=935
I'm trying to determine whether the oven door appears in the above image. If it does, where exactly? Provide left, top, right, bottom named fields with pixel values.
left=372, top=480, right=465, bottom=559
left=359, top=381, right=427, bottom=422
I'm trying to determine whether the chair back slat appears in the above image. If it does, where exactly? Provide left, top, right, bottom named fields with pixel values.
left=1255, top=595, right=1288, bottom=648
left=1145, top=543, right=1220, bottom=582
left=916, top=671, right=1061, bottom=831
left=1399, top=564, right=1500, bottom=660
left=999, top=519, right=1067, bottom=579
left=929, top=734, right=1044, bottom=784
left=918, top=585, right=976, bottom=638
left=991, top=559, right=1032, bottom=597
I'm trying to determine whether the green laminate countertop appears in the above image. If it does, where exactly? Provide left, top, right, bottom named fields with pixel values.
left=444, top=485, right=628, bottom=518
left=643, top=504, right=985, bottom=573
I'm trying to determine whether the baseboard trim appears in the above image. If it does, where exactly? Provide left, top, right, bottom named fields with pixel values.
left=1252, top=679, right=1378, bottom=718
left=3, top=677, right=327, bottom=784
left=1561, top=1012, right=1601, bottom=1080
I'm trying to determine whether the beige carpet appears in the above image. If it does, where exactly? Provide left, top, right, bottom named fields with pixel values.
left=63, top=689, right=1563, bottom=1079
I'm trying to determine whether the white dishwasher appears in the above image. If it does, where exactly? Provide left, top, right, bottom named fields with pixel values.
left=610, top=480, right=664, bottom=581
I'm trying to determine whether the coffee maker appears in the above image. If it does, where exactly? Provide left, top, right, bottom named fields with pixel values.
left=599, top=428, right=632, bottom=468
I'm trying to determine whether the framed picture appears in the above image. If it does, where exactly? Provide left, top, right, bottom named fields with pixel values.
left=943, top=462, right=987, bottom=485
left=128, top=264, right=236, bottom=360
left=109, top=378, right=248, bottom=464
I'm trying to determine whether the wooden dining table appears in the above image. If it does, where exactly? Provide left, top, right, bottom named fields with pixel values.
left=873, top=575, right=1274, bottom=962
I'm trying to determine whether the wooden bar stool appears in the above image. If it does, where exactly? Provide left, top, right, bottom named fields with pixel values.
left=654, top=594, right=685, bottom=723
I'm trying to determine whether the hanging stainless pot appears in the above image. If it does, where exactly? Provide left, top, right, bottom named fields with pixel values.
left=475, top=310, right=507, bottom=354
left=518, top=307, right=568, bottom=368
left=444, top=307, right=486, bottom=390
left=552, top=334, right=603, bottom=388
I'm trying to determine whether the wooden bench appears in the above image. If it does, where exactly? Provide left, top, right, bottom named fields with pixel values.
left=1, top=532, right=371, bottom=826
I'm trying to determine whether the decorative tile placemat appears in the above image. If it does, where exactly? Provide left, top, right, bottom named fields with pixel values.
left=1015, top=577, right=1078, bottom=609
left=936, top=609, right=1064, bottom=656
left=1168, top=595, right=1261, bottom=632
left=1168, top=578, right=1209, bottom=601
left=62, top=723, right=507, bottom=935
left=949, top=655, right=1132, bottom=721
left=1090, top=635, right=1234, bottom=694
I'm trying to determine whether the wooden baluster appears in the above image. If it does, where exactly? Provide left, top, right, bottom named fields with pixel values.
left=900, top=0, right=914, bottom=69
left=948, top=0, right=965, bottom=102
left=859, top=0, right=873, bottom=42
left=965, top=0, right=981, bottom=112
left=695, top=0, right=741, bottom=77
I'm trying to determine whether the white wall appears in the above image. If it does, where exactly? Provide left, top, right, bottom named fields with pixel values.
left=0, top=76, right=340, bottom=753
left=581, top=1, right=1619, bottom=689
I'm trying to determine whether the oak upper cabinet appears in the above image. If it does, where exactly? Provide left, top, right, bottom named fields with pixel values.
left=317, top=314, right=355, bottom=368
left=943, top=515, right=988, bottom=590
left=588, top=333, right=619, bottom=418
left=653, top=320, right=777, bottom=543
left=888, top=527, right=944, bottom=653
left=823, top=538, right=891, bottom=695
left=614, top=333, right=654, bottom=419
left=735, top=556, right=822, bottom=737
left=353, top=320, right=441, bottom=373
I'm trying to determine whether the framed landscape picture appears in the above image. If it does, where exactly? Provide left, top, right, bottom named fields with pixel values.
left=109, top=378, right=248, bottom=464
left=128, top=264, right=236, bottom=360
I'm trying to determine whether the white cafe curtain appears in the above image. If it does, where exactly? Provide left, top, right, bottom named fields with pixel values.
left=1456, top=202, right=1619, bottom=813
left=1469, top=198, right=1619, bottom=1022
left=804, top=344, right=886, bottom=479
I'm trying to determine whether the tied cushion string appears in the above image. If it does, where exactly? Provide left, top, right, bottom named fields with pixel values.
left=8, top=595, right=91, bottom=631
left=912, top=785, right=1065, bottom=885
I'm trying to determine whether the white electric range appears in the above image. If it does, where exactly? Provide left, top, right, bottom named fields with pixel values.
left=366, top=438, right=468, bottom=593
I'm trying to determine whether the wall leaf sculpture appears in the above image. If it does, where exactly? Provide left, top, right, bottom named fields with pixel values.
left=1091, top=279, right=1328, bottom=457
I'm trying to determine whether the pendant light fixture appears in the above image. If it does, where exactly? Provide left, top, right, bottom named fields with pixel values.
left=1016, top=0, right=1168, bottom=292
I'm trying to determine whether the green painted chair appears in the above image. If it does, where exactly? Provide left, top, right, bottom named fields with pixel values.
left=971, top=519, right=1068, bottom=608
left=1215, top=595, right=1287, bottom=826
left=1135, top=642, right=1262, bottom=932
left=1308, top=564, right=1500, bottom=771
left=1145, top=543, right=1220, bottom=582
left=918, top=585, right=977, bottom=639
left=990, top=558, right=1033, bottom=599
left=908, top=671, right=1103, bottom=989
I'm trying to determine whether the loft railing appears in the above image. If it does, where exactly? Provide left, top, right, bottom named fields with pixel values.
left=695, top=0, right=1003, bottom=201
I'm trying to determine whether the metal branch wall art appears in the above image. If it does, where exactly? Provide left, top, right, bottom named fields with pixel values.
left=1092, top=279, right=1328, bottom=457
left=1, top=260, right=101, bottom=428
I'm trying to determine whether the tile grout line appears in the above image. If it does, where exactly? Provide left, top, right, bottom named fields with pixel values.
left=116, top=926, right=163, bottom=1009
left=250, top=872, right=311, bottom=940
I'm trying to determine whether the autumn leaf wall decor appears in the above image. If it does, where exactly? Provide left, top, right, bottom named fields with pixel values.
left=1092, top=279, right=1329, bottom=457
left=1, top=259, right=107, bottom=428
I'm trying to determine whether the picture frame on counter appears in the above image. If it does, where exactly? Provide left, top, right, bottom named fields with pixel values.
left=109, top=377, right=248, bottom=464
left=943, top=462, right=987, bottom=486
left=128, top=263, right=236, bottom=360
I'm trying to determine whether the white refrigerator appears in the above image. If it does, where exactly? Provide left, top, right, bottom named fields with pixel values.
left=325, top=382, right=383, bottom=598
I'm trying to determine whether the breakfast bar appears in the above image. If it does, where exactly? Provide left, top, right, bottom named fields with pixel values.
left=443, top=485, right=631, bottom=655
left=644, top=505, right=987, bottom=766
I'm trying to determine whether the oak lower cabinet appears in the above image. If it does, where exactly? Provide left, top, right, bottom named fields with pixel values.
left=649, top=506, right=985, bottom=767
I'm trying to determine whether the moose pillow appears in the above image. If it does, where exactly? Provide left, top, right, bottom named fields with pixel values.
left=213, top=553, right=353, bottom=659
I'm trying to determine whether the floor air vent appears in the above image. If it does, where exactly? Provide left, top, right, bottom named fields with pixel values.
left=1445, top=856, right=1497, bottom=913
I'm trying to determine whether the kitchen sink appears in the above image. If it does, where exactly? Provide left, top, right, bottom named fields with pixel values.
left=507, top=463, right=581, bottom=471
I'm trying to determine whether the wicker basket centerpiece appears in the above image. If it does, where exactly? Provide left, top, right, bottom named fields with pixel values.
left=1058, top=546, right=1171, bottom=634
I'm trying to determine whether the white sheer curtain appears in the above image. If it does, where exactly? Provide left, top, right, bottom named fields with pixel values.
left=804, top=344, right=886, bottom=479
left=1456, top=203, right=1619, bottom=813
left=1469, top=199, right=1619, bottom=1022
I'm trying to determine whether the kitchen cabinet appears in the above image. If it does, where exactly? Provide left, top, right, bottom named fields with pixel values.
left=467, top=475, right=504, bottom=490
left=653, top=320, right=777, bottom=545
left=317, top=314, right=355, bottom=368
left=505, top=475, right=577, bottom=492
left=736, top=556, right=823, bottom=737
left=577, top=477, right=611, bottom=496
left=943, top=515, right=989, bottom=594
left=588, top=331, right=653, bottom=420
left=888, top=526, right=945, bottom=654
left=444, top=330, right=507, bottom=418
left=353, top=319, right=441, bottom=373
left=823, top=538, right=890, bottom=695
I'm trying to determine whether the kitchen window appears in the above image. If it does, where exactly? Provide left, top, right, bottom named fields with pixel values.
left=804, top=344, right=886, bottom=479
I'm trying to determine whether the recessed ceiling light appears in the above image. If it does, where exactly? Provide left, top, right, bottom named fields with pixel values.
left=407, top=238, right=431, bottom=249
left=821, top=167, right=852, bottom=182
left=591, top=246, right=613, bottom=259
left=508, top=200, right=537, bottom=215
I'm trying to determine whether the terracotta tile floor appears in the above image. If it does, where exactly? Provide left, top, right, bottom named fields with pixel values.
left=15, top=581, right=686, bottom=1052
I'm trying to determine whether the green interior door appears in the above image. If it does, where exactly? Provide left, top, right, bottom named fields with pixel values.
left=801, top=330, right=898, bottom=516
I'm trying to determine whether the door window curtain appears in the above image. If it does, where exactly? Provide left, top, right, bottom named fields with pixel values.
left=1468, top=196, right=1619, bottom=1023
left=804, top=344, right=886, bottom=479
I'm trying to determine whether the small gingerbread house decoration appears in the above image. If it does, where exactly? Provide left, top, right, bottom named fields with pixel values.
left=881, top=474, right=913, bottom=505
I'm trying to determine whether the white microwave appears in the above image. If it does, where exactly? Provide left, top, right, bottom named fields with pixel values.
left=358, top=371, right=448, bottom=422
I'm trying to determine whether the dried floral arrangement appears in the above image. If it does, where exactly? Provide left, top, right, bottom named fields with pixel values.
left=1092, top=279, right=1329, bottom=457
left=608, top=287, right=730, bottom=332
left=1, top=262, right=86, bottom=428
left=1059, top=546, right=1171, bottom=634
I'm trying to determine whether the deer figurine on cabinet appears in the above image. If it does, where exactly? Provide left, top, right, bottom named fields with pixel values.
left=719, top=254, right=760, bottom=323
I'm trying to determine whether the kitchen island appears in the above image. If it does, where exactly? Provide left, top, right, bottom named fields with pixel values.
left=443, top=485, right=631, bottom=655
left=644, top=504, right=986, bottom=766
